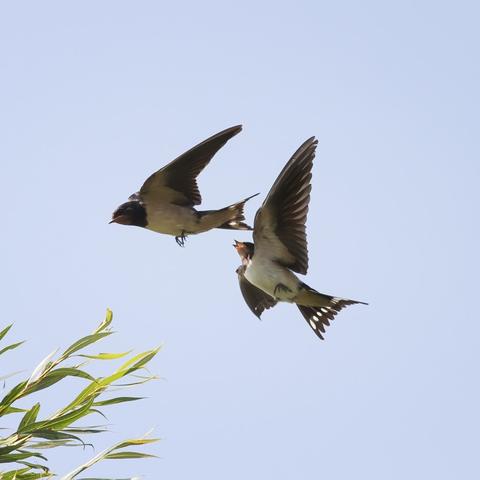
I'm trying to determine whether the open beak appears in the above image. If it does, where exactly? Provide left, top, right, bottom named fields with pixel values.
left=233, top=239, right=240, bottom=248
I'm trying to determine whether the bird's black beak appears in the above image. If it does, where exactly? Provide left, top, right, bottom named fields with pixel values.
left=109, top=214, right=128, bottom=225
left=233, top=239, right=240, bottom=248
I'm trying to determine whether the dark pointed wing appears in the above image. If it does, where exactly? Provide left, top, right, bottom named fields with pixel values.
left=253, top=137, right=317, bottom=274
left=137, top=125, right=242, bottom=207
left=236, top=265, right=277, bottom=318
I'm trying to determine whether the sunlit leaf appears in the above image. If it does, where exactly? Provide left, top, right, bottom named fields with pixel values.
left=27, top=368, right=96, bottom=395
left=0, top=381, right=28, bottom=411
left=0, top=341, right=25, bottom=357
left=26, top=350, right=58, bottom=387
left=18, top=403, right=40, bottom=432
left=0, top=324, right=13, bottom=342
left=114, top=438, right=159, bottom=449
left=116, top=348, right=160, bottom=374
left=1, top=406, right=27, bottom=416
left=1, top=450, right=48, bottom=461
left=92, top=309, right=113, bottom=335
left=62, top=333, right=112, bottom=359
left=78, top=351, right=131, bottom=361
left=92, top=397, right=144, bottom=407
left=105, top=451, right=157, bottom=459
left=0, top=311, right=158, bottom=477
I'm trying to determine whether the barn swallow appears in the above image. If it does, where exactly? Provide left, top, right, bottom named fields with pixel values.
left=233, top=137, right=367, bottom=340
left=110, top=125, right=258, bottom=246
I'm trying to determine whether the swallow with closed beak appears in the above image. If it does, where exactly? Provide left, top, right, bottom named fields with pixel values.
left=233, top=137, right=367, bottom=340
left=110, top=125, right=258, bottom=246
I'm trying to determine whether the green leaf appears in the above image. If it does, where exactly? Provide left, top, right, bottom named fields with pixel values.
left=57, top=380, right=104, bottom=416
left=92, top=397, right=144, bottom=407
left=0, top=450, right=48, bottom=462
left=26, top=349, right=58, bottom=387
left=23, top=399, right=95, bottom=433
left=92, top=309, right=113, bottom=334
left=78, top=351, right=131, bottom=360
left=1, top=406, right=27, bottom=416
left=7, top=459, right=51, bottom=474
left=27, top=368, right=96, bottom=395
left=64, top=427, right=108, bottom=434
left=114, top=438, right=159, bottom=449
left=62, top=333, right=112, bottom=358
left=0, top=324, right=13, bottom=342
left=29, top=429, right=92, bottom=449
left=0, top=341, right=25, bottom=356
left=104, top=451, right=157, bottom=459
left=116, top=348, right=160, bottom=375
left=18, top=403, right=40, bottom=432
left=0, top=381, right=28, bottom=410
left=0, top=310, right=159, bottom=477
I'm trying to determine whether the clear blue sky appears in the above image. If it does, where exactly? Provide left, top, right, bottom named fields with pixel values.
left=1, top=1, right=479, bottom=478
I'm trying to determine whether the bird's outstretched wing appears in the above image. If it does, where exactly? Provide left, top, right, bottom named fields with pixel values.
left=253, top=137, right=317, bottom=274
left=236, top=265, right=277, bottom=318
left=135, top=125, right=242, bottom=207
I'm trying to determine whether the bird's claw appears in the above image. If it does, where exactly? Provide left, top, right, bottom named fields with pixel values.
left=175, top=232, right=187, bottom=247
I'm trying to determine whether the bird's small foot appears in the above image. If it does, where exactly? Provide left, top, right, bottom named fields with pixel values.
left=175, top=232, right=187, bottom=247
left=274, top=283, right=292, bottom=299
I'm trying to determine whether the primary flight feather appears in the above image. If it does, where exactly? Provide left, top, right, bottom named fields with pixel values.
left=110, top=125, right=258, bottom=246
left=233, top=137, right=367, bottom=340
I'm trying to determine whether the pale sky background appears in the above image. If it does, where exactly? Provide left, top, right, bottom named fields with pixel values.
left=1, top=1, right=479, bottom=479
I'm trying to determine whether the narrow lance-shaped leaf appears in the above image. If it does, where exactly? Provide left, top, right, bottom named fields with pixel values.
left=0, top=311, right=158, bottom=477
left=27, top=368, right=96, bottom=395
left=0, top=341, right=25, bottom=357
left=1, top=406, right=27, bottom=416
left=18, top=403, right=40, bottom=432
left=62, top=333, right=112, bottom=359
left=78, top=351, right=131, bottom=361
left=92, top=308, right=113, bottom=335
left=0, top=324, right=13, bottom=342
left=115, top=348, right=160, bottom=375
left=92, top=397, right=144, bottom=407
left=61, top=434, right=158, bottom=479
left=23, top=398, right=95, bottom=433
left=105, top=451, right=157, bottom=459
left=114, top=438, right=159, bottom=449
left=26, top=349, right=58, bottom=387
left=0, top=381, right=28, bottom=412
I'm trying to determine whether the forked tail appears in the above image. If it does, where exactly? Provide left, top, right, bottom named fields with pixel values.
left=295, top=283, right=367, bottom=340
left=198, top=193, right=259, bottom=231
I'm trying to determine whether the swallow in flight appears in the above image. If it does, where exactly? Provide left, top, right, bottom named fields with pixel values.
left=233, top=137, right=367, bottom=340
left=110, top=125, right=258, bottom=246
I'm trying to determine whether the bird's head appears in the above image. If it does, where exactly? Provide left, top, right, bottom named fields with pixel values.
left=110, top=201, right=147, bottom=227
left=233, top=240, right=255, bottom=260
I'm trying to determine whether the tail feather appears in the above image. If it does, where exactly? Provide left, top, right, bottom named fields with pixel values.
left=296, top=283, right=367, bottom=340
left=214, top=193, right=259, bottom=231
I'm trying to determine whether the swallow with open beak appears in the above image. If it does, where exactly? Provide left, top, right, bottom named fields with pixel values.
left=233, top=137, right=367, bottom=340
left=110, top=125, right=258, bottom=246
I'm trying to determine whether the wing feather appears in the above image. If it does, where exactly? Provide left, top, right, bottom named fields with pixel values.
left=138, top=125, right=242, bottom=206
left=253, top=137, right=317, bottom=274
left=236, top=265, right=277, bottom=318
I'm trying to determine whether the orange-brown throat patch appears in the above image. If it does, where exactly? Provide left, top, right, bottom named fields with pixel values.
left=233, top=240, right=253, bottom=260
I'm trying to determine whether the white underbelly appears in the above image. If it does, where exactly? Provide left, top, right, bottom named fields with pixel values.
left=245, top=258, right=299, bottom=302
left=145, top=204, right=198, bottom=236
